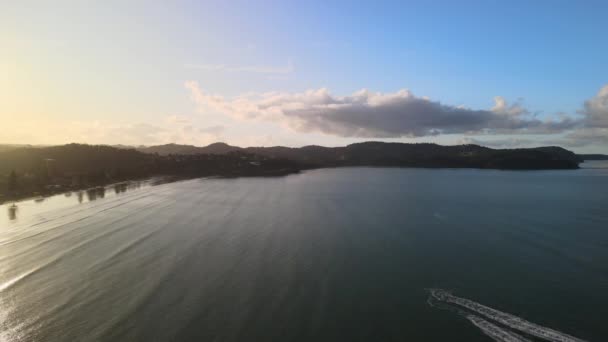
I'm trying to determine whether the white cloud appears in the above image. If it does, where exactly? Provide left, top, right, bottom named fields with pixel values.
left=562, top=127, right=608, bottom=147
left=185, top=81, right=580, bottom=138
left=491, top=96, right=528, bottom=117
left=581, top=85, right=608, bottom=128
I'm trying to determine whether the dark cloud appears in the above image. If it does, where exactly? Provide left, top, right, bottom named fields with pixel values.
left=186, top=82, right=581, bottom=138
left=281, top=95, right=580, bottom=137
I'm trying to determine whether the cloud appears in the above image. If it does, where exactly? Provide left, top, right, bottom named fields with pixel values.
left=491, top=96, right=528, bottom=117
left=561, top=127, right=608, bottom=147
left=581, top=85, right=608, bottom=128
left=184, top=60, right=294, bottom=75
left=547, top=85, right=608, bottom=147
left=5, top=118, right=225, bottom=147
left=166, top=114, right=192, bottom=125
left=185, top=81, right=581, bottom=138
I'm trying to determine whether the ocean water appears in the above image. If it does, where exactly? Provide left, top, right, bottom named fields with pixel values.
left=1, top=162, right=608, bottom=341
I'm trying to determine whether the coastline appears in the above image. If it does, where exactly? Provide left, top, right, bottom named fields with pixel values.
left=1, top=161, right=585, bottom=206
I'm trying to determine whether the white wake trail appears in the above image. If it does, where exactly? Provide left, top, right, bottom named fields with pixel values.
left=429, top=289, right=586, bottom=342
left=466, top=315, right=532, bottom=342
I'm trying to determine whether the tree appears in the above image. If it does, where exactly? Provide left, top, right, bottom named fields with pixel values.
left=7, top=170, right=17, bottom=193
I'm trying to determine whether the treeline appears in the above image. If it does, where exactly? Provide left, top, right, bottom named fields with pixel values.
left=247, top=142, right=581, bottom=170
left=137, top=141, right=582, bottom=170
left=0, top=144, right=300, bottom=202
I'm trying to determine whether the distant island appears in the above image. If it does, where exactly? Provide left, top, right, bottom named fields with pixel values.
left=0, top=142, right=584, bottom=203
left=577, top=154, right=608, bottom=160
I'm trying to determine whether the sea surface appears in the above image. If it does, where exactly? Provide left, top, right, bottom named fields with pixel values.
left=2, top=162, right=608, bottom=341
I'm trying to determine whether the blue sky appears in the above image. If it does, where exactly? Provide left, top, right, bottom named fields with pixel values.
left=1, top=1, right=607, bottom=152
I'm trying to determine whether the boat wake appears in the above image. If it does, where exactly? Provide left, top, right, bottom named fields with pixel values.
left=466, top=314, right=532, bottom=342
left=428, top=289, right=586, bottom=342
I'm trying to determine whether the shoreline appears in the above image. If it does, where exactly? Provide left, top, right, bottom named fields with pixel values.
left=1, top=162, right=587, bottom=206
left=0, top=169, right=302, bottom=206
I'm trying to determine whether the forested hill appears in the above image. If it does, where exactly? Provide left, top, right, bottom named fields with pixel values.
left=0, top=144, right=299, bottom=202
left=138, top=141, right=581, bottom=170
left=0, top=144, right=154, bottom=176
left=137, top=142, right=240, bottom=155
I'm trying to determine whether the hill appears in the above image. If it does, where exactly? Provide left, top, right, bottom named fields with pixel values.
left=137, top=142, right=240, bottom=155
left=140, top=141, right=581, bottom=170
left=0, top=144, right=299, bottom=203
left=0, top=144, right=41, bottom=153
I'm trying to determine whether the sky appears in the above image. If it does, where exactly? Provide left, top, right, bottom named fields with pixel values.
left=1, top=0, right=607, bottom=152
